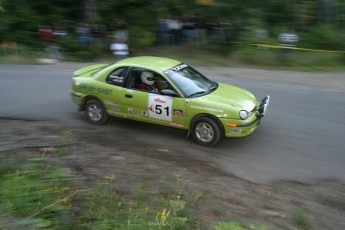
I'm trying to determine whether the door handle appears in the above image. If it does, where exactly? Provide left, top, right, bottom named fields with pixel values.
left=125, top=94, right=133, bottom=98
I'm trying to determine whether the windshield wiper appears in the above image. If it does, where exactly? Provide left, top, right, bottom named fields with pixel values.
left=209, top=82, right=218, bottom=91
left=188, top=90, right=206, bottom=97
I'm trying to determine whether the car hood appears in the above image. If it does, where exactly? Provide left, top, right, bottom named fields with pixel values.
left=194, top=82, right=258, bottom=112
left=73, top=64, right=109, bottom=77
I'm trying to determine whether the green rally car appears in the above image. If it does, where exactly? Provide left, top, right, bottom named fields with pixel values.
left=71, top=56, right=270, bottom=146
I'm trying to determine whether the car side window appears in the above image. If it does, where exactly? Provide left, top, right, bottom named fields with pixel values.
left=106, top=67, right=128, bottom=86
left=126, top=68, right=173, bottom=94
left=126, top=68, right=143, bottom=90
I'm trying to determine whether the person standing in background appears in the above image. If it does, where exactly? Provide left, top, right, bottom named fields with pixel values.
left=110, top=39, right=129, bottom=60
left=278, top=29, right=299, bottom=62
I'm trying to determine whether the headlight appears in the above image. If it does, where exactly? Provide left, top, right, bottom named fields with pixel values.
left=239, top=110, right=249, bottom=120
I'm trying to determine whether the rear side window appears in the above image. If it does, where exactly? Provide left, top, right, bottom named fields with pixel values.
left=106, top=67, right=128, bottom=86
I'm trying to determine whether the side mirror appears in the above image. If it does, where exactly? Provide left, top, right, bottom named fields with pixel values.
left=160, top=89, right=179, bottom=97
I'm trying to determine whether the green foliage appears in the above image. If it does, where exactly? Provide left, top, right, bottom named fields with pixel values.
left=55, top=35, right=106, bottom=62
left=300, top=24, right=345, bottom=51
left=211, top=202, right=227, bottom=216
left=292, top=209, right=311, bottom=230
left=79, top=176, right=194, bottom=229
left=262, top=0, right=295, bottom=27
left=1, top=0, right=344, bottom=63
left=0, top=157, right=73, bottom=229
left=128, top=26, right=156, bottom=52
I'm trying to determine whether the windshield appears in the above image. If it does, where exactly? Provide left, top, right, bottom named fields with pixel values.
left=164, top=64, right=217, bottom=97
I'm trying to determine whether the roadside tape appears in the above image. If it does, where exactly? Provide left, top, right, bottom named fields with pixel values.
left=252, top=43, right=345, bottom=54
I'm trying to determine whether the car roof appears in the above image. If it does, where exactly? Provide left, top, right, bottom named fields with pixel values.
left=116, top=56, right=182, bottom=71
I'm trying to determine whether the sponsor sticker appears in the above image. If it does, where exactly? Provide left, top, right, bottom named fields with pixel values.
left=170, top=122, right=184, bottom=128
left=104, top=100, right=120, bottom=111
left=78, top=84, right=112, bottom=94
left=172, top=64, right=188, bottom=71
left=191, top=105, right=224, bottom=113
left=173, top=109, right=184, bottom=117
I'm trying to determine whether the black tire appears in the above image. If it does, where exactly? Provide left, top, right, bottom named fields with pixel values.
left=191, top=116, right=223, bottom=146
left=85, top=99, right=108, bottom=125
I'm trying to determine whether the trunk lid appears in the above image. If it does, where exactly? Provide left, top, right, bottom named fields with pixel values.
left=73, top=64, right=109, bottom=77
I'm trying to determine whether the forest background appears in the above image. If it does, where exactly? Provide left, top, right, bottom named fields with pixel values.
left=0, top=0, right=344, bottom=68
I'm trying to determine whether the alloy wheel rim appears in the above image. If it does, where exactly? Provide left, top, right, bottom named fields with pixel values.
left=88, top=104, right=102, bottom=121
left=195, top=122, right=214, bottom=143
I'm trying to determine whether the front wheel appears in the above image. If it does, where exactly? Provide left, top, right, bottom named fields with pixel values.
left=85, top=99, right=108, bottom=125
left=191, top=116, right=223, bottom=146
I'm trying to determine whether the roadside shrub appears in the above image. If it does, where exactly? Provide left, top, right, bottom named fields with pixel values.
left=79, top=176, right=193, bottom=229
left=292, top=209, right=310, bottom=230
left=56, top=35, right=109, bottom=62
left=128, top=26, right=156, bottom=53
left=299, top=24, right=345, bottom=51
left=0, top=157, right=73, bottom=229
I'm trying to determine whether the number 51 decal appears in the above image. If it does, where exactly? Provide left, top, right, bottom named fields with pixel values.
left=148, top=94, right=172, bottom=122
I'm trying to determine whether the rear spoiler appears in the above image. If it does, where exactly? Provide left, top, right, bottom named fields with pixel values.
left=73, top=64, right=109, bottom=77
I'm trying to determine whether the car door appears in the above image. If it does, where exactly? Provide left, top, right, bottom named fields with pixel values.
left=147, top=93, right=187, bottom=128
left=99, top=66, right=131, bottom=118
left=121, top=68, right=186, bottom=128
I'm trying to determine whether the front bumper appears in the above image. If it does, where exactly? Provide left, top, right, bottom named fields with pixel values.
left=222, top=95, right=270, bottom=137
left=221, top=116, right=260, bottom=137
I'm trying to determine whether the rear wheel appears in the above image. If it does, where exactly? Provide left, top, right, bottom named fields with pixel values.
left=192, top=116, right=223, bottom=146
left=85, top=99, right=108, bottom=124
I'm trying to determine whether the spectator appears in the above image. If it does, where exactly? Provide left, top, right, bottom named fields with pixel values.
left=255, top=28, right=269, bottom=49
left=38, top=25, right=62, bottom=61
left=113, top=19, right=128, bottom=42
left=91, top=23, right=106, bottom=46
left=110, top=39, right=129, bottom=60
left=38, top=25, right=53, bottom=43
left=182, top=16, right=196, bottom=43
left=167, top=16, right=182, bottom=45
left=158, top=18, right=171, bottom=46
left=53, top=23, right=67, bottom=37
left=278, top=29, right=299, bottom=61
left=45, top=43, right=63, bottom=61
left=195, top=17, right=207, bottom=44
left=75, top=23, right=92, bottom=44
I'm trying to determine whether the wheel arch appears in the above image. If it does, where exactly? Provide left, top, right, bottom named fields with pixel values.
left=188, top=113, right=225, bottom=137
left=79, top=95, right=103, bottom=111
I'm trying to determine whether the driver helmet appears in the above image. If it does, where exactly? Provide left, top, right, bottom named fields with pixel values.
left=141, top=72, right=155, bottom=85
